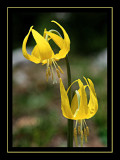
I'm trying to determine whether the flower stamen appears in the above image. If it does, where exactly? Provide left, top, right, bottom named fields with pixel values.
left=54, top=61, right=64, bottom=74
left=46, top=60, right=51, bottom=81
left=48, top=66, right=51, bottom=76
left=84, top=120, right=89, bottom=136
left=56, top=68, right=60, bottom=78
left=84, top=128, right=87, bottom=143
left=73, top=119, right=90, bottom=147
left=86, top=126, right=89, bottom=136
left=74, top=127, right=78, bottom=147
left=81, top=130, right=83, bottom=147
left=51, top=64, right=57, bottom=84
left=52, top=59, right=64, bottom=79
left=46, top=69, right=49, bottom=82
left=78, top=120, right=81, bottom=135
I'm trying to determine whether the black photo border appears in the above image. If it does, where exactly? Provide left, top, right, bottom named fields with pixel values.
left=6, top=7, right=113, bottom=154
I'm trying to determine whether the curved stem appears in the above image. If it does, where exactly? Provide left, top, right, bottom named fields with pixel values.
left=65, top=55, right=73, bottom=147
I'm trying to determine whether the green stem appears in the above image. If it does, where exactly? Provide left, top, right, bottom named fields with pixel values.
left=65, top=55, right=73, bottom=147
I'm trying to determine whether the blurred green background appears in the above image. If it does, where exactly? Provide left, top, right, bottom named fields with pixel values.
left=12, top=10, right=107, bottom=147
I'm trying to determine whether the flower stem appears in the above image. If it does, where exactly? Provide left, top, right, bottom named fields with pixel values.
left=65, top=55, right=73, bottom=147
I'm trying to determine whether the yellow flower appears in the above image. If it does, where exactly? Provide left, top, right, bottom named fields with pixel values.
left=22, top=20, right=70, bottom=83
left=60, top=77, right=98, bottom=146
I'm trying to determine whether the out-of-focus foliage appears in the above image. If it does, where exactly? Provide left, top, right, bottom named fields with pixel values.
left=13, top=55, right=107, bottom=147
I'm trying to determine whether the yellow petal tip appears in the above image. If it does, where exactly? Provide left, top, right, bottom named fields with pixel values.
left=51, top=20, right=55, bottom=22
left=59, top=78, right=62, bottom=82
left=51, top=20, right=57, bottom=24
left=30, top=26, right=34, bottom=31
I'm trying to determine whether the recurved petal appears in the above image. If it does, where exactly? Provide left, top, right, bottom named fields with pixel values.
left=83, top=77, right=98, bottom=119
left=43, top=28, right=47, bottom=38
left=86, top=87, right=98, bottom=119
left=60, top=78, right=73, bottom=119
left=45, top=31, right=64, bottom=49
left=50, top=20, right=70, bottom=60
left=51, top=20, right=70, bottom=49
left=87, top=78, right=97, bottom=97
left=83, top=77, right=96, bottom=97
left=53, top=48, right=69, bottom=60
left=31, top=29, right=54, bottom=61
left=86, top=79, right=98, bottom=119
left=22, top=26, right=41, bottom=64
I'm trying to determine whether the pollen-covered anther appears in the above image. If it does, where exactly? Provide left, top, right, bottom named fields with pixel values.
left=48, top=67, right=51, bottom=76
left=46, top=69, right=49, bottom=81
left=58, top=66, right=64, bottom=74
left=56, top=68, right=60, bottom=78
left=81, top=130, right=83, bottom=140
left=74, top=128, right=77, bottom=136
left=86, top=126, right=89, bottom=136
left=80, top=130, right=83, bottom=147
left=74, top=128, right=78, bottom=147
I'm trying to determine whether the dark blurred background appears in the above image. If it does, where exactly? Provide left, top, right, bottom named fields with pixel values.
left=12, top=11, right=107, bottom=54
left=12, top=10, right=107, bottom=147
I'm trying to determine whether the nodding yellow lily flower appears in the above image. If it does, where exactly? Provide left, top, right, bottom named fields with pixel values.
left=22, top=20, right=70, bottom=83
left=60, top=77, right=98, bottom=147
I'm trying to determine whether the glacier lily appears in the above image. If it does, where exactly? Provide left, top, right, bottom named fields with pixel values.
left=60, top=77, right=98, bottom=147
left=22, top=20, right=70, bottom=83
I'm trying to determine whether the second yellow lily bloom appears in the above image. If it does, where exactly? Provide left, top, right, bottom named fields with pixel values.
left=60, top=77, right=98, bottom=146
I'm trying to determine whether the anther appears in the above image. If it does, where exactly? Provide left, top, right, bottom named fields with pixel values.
left=58, top=66, right=64, bottom=74
left=74, top=128, right=78, bottom=147
left=56, top=68, right=60, bottom=78
left=46, top=69, right=49, bottom=81
left=48, top=67, right=51, bottom=76
left=85, top=136, right=87, bottom=143
left=81, top=130, right=83, bottom=139
left=74, top=128, right=77, bottom=136
left=81, top=130, right=83, bottom=147
left=84, top=128, right=87, bottom=143
left=86, top=126, right=89, bottom=136
left=84, top=128, right=86, bottom=135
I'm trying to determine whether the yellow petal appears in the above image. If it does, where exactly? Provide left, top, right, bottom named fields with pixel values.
left=41, top=59, right=48, bottom=65
left=49, top=20, right=70, bottom=60
left=43, top=28, right=47, bottom=38
left=54, top=48, right=69, bottom=60
left=45, top=31, right=64, bottom=49
left=83, top=77, right=98, bottom=119
left=86, top=79, right=98, bottom=119
left=73, top=79, right=88, bottom=120
left=71, top=89, right=80, bottom=115
left=60, top=78, right=73, bottom=119
left=86, top=88, right=98, bottom=119
left=51, top=20, right=70, bottom=49
left=31, top=45, right=41, bottom=59
left=31, top=29, right=54, bottom=61
left=22, top=26, right=41, bottom=64
left=87, top=78, right=96, bottom=97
